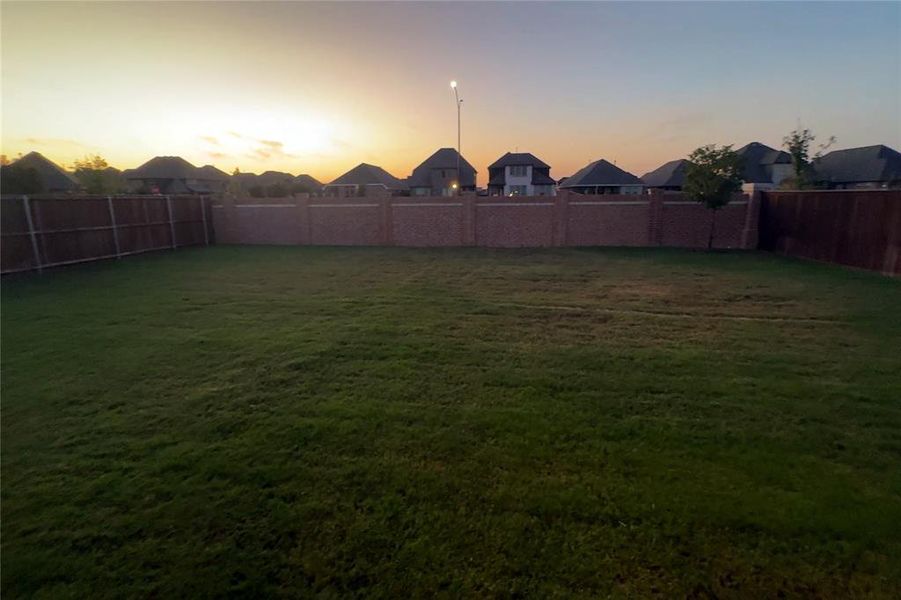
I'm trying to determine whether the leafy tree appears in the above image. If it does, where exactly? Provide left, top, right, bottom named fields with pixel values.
left=267, top=183, right=288, bottom=198
left=72, top=154, right=125, bottom=194
left=782, top=127, right=835, bottom=189
left=248, top=185, right=265, bottom=198
left=0, top=165, right=43, bottom=194
left=683, top=144, right=744, bottom=250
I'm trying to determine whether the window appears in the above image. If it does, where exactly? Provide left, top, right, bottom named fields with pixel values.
left=508, top=185, right=528, bottom=196
left=509, top=165, right=528, bottom=177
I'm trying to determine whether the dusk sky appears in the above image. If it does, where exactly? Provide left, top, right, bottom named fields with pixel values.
left=2, top=1, right=899, bottom=182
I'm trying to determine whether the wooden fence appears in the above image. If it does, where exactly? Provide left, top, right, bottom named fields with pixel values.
left=1, top=195, right=212, bottom=274
left=758, top=189, right=901, bottom=275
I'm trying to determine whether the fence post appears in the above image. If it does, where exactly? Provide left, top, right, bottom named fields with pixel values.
left=647, top=189, right=664, bottom=246
left=107, top=195, right=122, bottom=258
left=741, top=188, right=761, bottom=250
left=166, top=195, right=176, bottom=248
left=22, top=195, right=43, bottom=273
left=200, top=196, right=210, bottom=246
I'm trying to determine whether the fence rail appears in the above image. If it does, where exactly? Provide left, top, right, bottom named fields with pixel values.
left=1, top=195, right=212, bottom=274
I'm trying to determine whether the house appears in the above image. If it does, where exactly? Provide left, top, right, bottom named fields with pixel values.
left=8, top=151, right=80, bottom=193
left=324, top=163, right=407, bottom=196
left=407, top=148, right=476, bottom=196
left=196, top=165, right=231, bottom=194
left=735, top=142, right=793, bottom=189
left=557, top=159, right=644, bottom=194
left=487, top=152, right=556, bottom=196
left=812, top=144, right=901, bottom=189
left=293, top=174, right=323, bottom=194
left=641, top=159, right=690, bottom=192
left=126, top=156, right=210, bottom=194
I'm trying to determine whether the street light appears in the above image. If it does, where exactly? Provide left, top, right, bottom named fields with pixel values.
left=451, top=80, right=461, bottom=195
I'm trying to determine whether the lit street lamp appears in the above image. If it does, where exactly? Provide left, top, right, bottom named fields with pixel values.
left=451, top=80, right=461, bottom=195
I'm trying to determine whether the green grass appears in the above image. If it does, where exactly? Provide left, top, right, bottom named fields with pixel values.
left=2, top=246, right=900, bottom=598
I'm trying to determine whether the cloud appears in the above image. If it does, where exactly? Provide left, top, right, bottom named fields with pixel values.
left=24, top=137, right=85, bottom=148
left=251, top=139, right=296, bottom=161
left=227, top=131, right=244, bottom=139
left=209, top=151, right=228, bottom=159
left=200, top=135, right=220, bottom=145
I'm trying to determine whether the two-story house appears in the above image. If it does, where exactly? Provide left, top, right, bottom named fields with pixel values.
left=407, top=148, right=476, bottom=196
left=487, top=152, right=556, bottom=196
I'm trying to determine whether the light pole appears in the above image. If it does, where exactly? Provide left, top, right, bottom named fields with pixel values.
left=451, top=80, right=461, bottom=195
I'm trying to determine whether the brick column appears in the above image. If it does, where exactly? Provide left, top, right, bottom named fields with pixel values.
left=295, top=193, right=311, bottom=245
left=221, top=193, right=238, bottom=244
left=462, top=195, right=477, bottom=246
left=382, top=197, right=393, bottom=246
left=647, top=189, right=664, bottom=246
left=741, top=187, right=762, bottom=249
left=554, top=191, right=570, bottom=247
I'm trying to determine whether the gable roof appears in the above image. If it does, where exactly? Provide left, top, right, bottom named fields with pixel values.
left=488, top=152, right=550, bottom=170
left=735, top=142, right=791, bottom=183
left=196, top=165, right=231, bottom=181
left=559, top=159, right=643, bottom=187
left=641, top=159, right=690, bottom=188
left=812, top=145, right=901, bottom=184
left=10, top=151, right=80, bottom=192
left=128, top=156, right=199, bottom=180
left=408, top=148, right=476, bottom=187
left=328, top=163, right=406, bottom=188
left=294, top=174, right=323, bottom=189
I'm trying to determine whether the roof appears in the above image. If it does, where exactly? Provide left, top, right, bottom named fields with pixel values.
left=641, top=159, right=690, bottom=188
left=812, top=145, right=901, bottom=184
left=488, top=152, right=550, bottom=170
left=294, top=174, right=323, bottom=189
left=10, top=151, right=80, bottom=192
left=558, top=159, right=643, bottom=187
left=408, top=148, right=476, bottom=188
left=256, top=170, right=295, bottom=186
left=735, top=142, right=791, bottom=183
left=196, top=165, right=230, bottom=181
left=128, top=156, right=199, bottom=180
left=328, top=163, right=406, bottom=188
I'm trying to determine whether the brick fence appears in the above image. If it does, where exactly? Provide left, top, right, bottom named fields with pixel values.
left=211, top=190, right=759, bottom=250
left=1, top=195, right=212, bottom=274
left=759, top=189, right=901, bottom=275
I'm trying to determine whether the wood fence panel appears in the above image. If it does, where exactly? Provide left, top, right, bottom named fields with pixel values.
left=1, top=195, right=211, bottom=274
left=759, top=190, right=901, bottom=275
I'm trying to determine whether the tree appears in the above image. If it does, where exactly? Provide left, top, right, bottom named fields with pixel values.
left=266, top=183, right=287, bottom=198
left=0, top=165, right=43, bottom=194
left=248, top=185, right=265, bottom=198
left=782, top=127, right=835, bottom=189
left=72, top=154, right=125, bottom=194
left=682, top=144, right=744, bottom=250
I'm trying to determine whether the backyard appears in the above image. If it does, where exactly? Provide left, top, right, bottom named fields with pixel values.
left=2, top=246, right=900, bottom=598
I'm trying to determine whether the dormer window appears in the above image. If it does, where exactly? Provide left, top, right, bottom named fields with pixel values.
left=509, top=165, right=528, bottom=177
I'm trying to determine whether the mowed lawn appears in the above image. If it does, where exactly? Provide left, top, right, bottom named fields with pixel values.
left=2, top=246, right=900, bottom=598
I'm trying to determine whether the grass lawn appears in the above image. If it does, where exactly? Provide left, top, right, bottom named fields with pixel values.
left=2, top=246, right=900, bottom=598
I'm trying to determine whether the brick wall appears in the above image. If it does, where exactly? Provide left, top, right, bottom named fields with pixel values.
left=211, top=190, right=758, bottom=250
